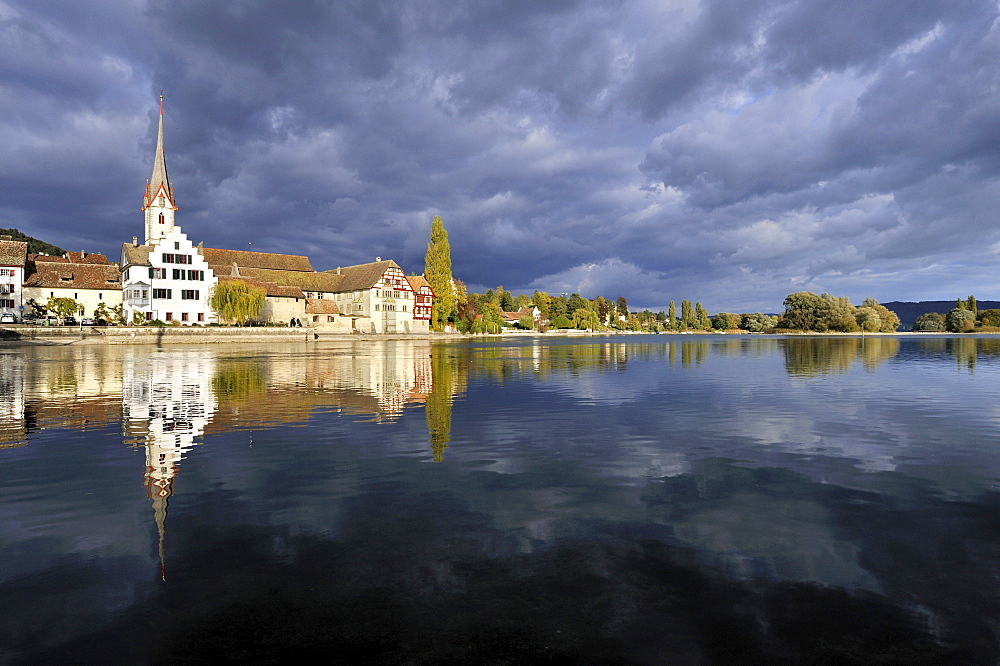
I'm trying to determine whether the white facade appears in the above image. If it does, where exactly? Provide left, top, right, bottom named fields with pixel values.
left=122, top=228, right=217, bottom=324
left=0, top=264, right=24, bottom=319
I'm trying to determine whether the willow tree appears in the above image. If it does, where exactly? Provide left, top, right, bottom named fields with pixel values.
left=209, top=280, right=265, bottom=326
left=424, top=215, right=455, bottom=331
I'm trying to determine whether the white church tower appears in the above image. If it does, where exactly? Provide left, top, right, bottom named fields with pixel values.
left=142, top=94, right=177, bottom=245
left=121, top=95, right=217, bottom=325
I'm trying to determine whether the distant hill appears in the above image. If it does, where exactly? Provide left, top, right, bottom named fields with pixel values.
left=882, top=301, right=1000, bottom=330
left=0, top=228, right=65, bottom=257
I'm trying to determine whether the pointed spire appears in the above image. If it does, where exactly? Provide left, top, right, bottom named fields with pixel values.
left=144, top=92, right=175, bottom=211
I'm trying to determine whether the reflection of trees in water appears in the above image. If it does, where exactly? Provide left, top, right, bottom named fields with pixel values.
left=425, top=351, right=454, bottom=462
left=783, top=337, right=900, bottom=376
left=211, top=361, right=267, bottom=403
left=915, top=337, right=1000, bottom=373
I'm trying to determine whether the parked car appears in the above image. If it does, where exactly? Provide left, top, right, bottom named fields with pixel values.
left=21, top=313, right=37, bottom=324
left=39, top=316, right=59, bottom=326
left=81, top=317, right=95, bottom=326
left=0, top=313, right=17, bottom=324
left=62, top=316, right=78, bottom=326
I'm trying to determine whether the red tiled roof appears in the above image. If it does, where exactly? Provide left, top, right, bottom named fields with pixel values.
left=304, top=298, right=340, bottom=315
left=23, top=263, right=121, bottom=289
left=0, top=240, right=28, bottom=266
left=63, top=252, right=110, bottom=264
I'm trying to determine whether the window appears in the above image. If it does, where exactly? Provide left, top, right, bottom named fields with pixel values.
left=198, top=313, right=204, bottom=322
left=187, top=270, right=203, bottom=281
left=162, top=253, right=174, bottom=263
left=174, top=242, right=180, bottom=250
left=313, top=315, right=319, bottom=323
left=159, top=213, right=164, bottom=224
left=182, top=312, right=189, bottom=321
left=181, top=290, right=199, bottom=300
left=166, top=312, right=173, bottom=321
left=0, top=269, right=12, bottom=276
left=327, top=316, right=334, bottom=322
left=145, top=312, right=153, bottom=321
left=0, top=299, right=13, bottom=309
left=173, top=269, right=182, bottom=280
left=153, top=288, right=171, bottom=299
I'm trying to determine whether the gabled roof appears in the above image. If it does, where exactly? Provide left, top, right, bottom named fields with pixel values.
left=121, top=243, right=152, bottom=268
left=405, top=274, right=434, bottom=294
left=31, top=254, right=69, bottom=264
left=216, top=275, right=304, bottom=299
left=321, top=260, right=402, bottom=292
left=23, top=264, right=121, bottom=290
left=64, top=252, right=110, bottom=265
left=0, top=240, right=28, bottom=266
left=304, top=298, right=340, bottom=315
left=202, top=247, right=314, bottom=272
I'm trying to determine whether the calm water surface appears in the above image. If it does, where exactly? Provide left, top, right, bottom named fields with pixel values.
left=1, top=335, right=999, bottom=664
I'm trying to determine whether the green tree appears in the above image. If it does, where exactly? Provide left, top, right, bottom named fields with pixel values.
left=978, top=309, right=1000, bottom=327
left=518, top=314, right=535, bottom=330
left=551, top=314, right=573, bottom=329
left=668, top=301, right=677, bottom=330
left=573, top=308, right=599, bottom=331
left=742, top=312, right=777, bottom=333
left=423, top=215, right=455, bottom=331
left=680, top=300, right=693, bottom=329
left=46, top=297, right=81, bottom=320
left=209, top=280, right=265, bottom=326
left=694, top=302, right=712, bottom=330
left=858, top=298, right=900, bottom=332
left=713, top=312, right=741, bottom=330
left=595, top=296, right=611, bottom=326
left=912, top=312, right=946, bottom=331
left=968, top=295, right=977, bottom=319
left=946, top=308, right=976, bottom=332
left=566, top=293, right=588, bottom=315
left=616, top=296, right=629, bottom=317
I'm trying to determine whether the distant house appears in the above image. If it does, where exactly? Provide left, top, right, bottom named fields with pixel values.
left=0, top=237, right=28, bottom=320
left=22, top=252, right=122, bottom=317
left=499, top=306, right=542, bottom=329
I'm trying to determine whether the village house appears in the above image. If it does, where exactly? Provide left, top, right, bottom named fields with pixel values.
left=22, top=252, right=122, bottom=318
left=0, top=237, right=28, bottom=321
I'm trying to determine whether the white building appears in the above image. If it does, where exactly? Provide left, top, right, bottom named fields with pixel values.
left=120, top=97, right=217, bottom=325
left=0, top=238, right=28, bottom=321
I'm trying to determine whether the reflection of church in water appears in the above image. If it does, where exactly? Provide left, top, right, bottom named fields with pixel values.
left=123, top=352, right=217, bottom=579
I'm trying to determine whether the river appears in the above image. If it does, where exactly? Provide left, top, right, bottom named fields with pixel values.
left=1, top=335, right=998, bottom=663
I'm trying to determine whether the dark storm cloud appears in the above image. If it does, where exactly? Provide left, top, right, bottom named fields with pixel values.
left=2, top=0, right=998, bottom=313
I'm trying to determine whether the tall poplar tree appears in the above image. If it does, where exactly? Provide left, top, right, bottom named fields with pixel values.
left=424, top=215, right=455, bottom=331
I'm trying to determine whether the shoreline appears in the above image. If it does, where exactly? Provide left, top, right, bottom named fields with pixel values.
left=0, top=325, right=993, bottom=346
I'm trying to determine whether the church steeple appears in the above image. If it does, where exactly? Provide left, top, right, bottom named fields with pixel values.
left=142, top=93, right=178, bottom=245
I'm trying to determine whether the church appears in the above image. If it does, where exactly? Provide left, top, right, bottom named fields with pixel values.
left=120, top=97, right=433, bottom=333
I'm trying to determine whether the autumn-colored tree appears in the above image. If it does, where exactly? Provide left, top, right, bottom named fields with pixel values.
left=424, top=216, right=455, bottom=331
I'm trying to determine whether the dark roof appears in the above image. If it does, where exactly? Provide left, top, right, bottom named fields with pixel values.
left=216, top=275, right=304, bottom=299
left=23, top=263, right=121, bottom=289
left=0, top=240, right=28, bottom=266
left=203, top=247, right=314, bottom=272
left=231, top=267, right=344, bottom=292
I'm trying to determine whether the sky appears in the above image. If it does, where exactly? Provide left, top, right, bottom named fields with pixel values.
left=2, top=0, right=999, bottom=313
